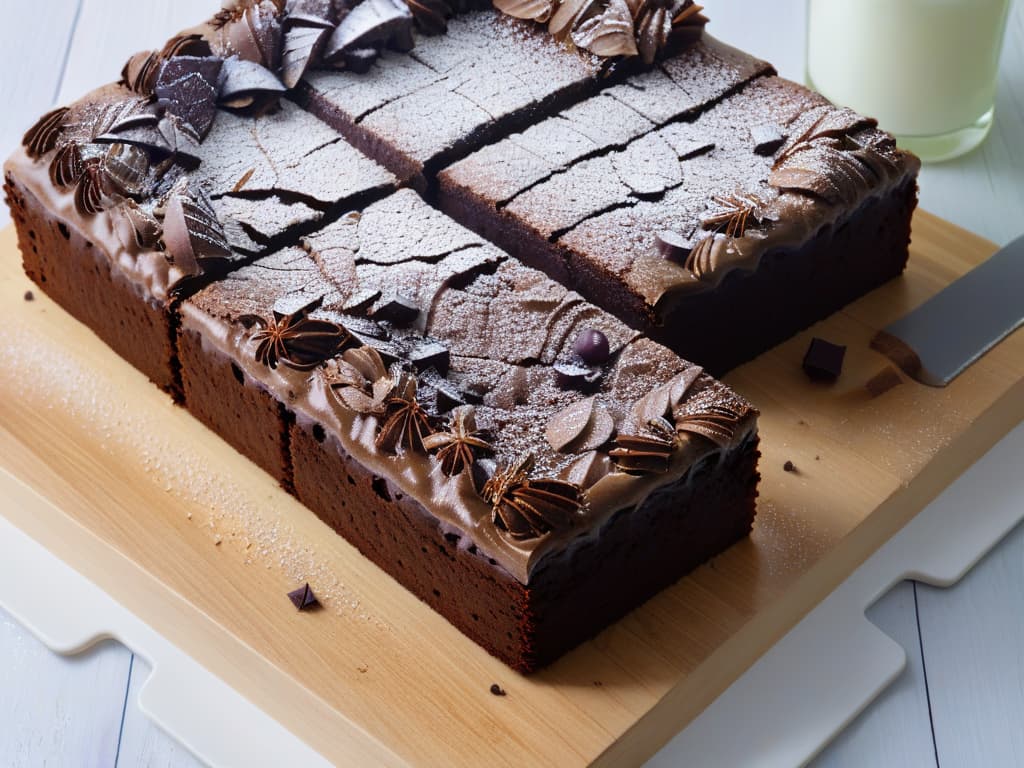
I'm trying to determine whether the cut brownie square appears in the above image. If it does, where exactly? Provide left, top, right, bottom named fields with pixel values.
left=180, top=188, right=760, bottom=671
left=5, top=83, right=395, bottom=399
left=439, top=71, right=921, bottom=374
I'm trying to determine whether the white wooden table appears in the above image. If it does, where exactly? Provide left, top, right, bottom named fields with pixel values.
left=1, top=2, right=1021, bottom=765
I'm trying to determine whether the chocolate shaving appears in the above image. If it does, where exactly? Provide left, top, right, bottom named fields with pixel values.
left=674, top=404, right=743, bottom=447
left=162, top=184, right=232, bottom=277
left=572, top=0, right=638, bottom=58
left=223, top=2, right=283, bottom=69
left=484, top=453, right=585, bottom=541
left=493, top=0, right=556, bottom=22
left=121, top=50, right=162, bottom=96
left=422, top=406, right=493, bottom=476
left=73, top=159, right=108, bottom=216
left=218, top=57, right=287, bottom=114
left=22, top=106, right=69, bottom=159
left=247, top=311, right=349, bottom=370
left=116, top=200, right=163, bottom=249
left=49, top=143, right=84, bottom=188
left=324, top=0, right=414, bottom=59
left=281, top=23, right=331, bottom=88
left=102, top=144, right=150, bottom=198
left=375, top=371, right=435, bottom=453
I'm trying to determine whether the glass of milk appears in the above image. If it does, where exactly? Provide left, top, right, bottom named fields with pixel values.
left=807, top=0, right=1012, bottom=162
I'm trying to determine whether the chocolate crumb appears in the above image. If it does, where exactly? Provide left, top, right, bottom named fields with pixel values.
left=23, top=290, right=34, bottom=301
left=783, top=460, right=797, bottom=473
left=802, top=337, right=846, bottom=381
left=357, top=665, right=368, bottom=674
left=593, top=680, right=603, bottom=687
left=815, top=455, right=820, bottom=461
left=866, top=366, right=903, bottom=398
left=489, top=683, right=507, bottom=697
left=287, top=582, right=320, bottom=611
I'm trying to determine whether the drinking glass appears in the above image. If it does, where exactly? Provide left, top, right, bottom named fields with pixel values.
left=806, top=0, right=1012, bottom=162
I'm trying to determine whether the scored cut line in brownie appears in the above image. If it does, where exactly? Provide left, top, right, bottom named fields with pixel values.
left=297, top=10, right=608, bottom=186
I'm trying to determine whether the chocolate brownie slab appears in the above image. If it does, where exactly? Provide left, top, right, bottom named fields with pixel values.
left=181, top=188, right=759, bottom=670
left=440, top=74, right=920, bottom=374
left=5, top=78, right=395, bottom=397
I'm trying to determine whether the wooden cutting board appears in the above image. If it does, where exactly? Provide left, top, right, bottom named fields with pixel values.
left=0, top=211, right=1021, bottom=767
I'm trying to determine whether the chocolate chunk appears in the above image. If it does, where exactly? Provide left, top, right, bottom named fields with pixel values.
left=572, top=328, right=610, bottom=365
left=23, top=290, right=34, bottom=302
left=865, top=366, right=903, bottom=398
left=554, top=362, right=601, bottom=389
left=287, top=582, right=320, bottom=610
left=751, top=122, right=785, bottom=156
left=372, top=292, right=419, bottom=326
left=802, top=337, right=846, bottom=381
left=489, top=683, right=507, bottom=697
left=324, top=0, right=413, bottom=59
left=154, top=56, right=223, bottom=140
left=410, top=340, right=450, bottom=376
left=783, top=460, right=797, bottom=473
left=655, top=230, right=693, bottom=263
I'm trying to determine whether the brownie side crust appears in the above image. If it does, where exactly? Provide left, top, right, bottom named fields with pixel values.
left=5, top=172, right=181, bottom=396
left=177, top=328, right=294, bottom=487
left=651, top=179, right=918, bottom=373
left=291, top=417, right=760, bottom=672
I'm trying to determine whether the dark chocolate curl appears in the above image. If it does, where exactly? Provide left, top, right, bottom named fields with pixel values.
left=324, top=0, right=414, bottom=59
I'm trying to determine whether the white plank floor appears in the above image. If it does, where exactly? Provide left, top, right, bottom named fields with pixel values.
left=0, top=1, right=1021, bottom=766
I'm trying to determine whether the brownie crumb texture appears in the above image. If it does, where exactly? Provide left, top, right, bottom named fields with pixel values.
left=783, top=460, right=797, bottom=473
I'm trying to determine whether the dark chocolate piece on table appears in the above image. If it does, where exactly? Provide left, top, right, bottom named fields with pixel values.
left=23, top=290, right=34, bottom=301
left=802, top=337, right=846, bottom=381
left=489, top=683, right=507, bottom=696
left=783, top=460, right=797, bottom=473
left=287, top=583, right=320, bottom=610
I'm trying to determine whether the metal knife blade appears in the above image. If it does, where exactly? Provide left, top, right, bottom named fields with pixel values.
left=871, top=233, right=1024, bottom=387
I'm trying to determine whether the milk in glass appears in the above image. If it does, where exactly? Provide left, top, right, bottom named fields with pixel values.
left=807, top=0, right=1011, bottom=160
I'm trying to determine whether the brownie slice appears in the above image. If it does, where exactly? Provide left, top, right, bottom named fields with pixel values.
left=440, top=74, right=921, bottom=374
left=181, top=188, right=760, bottom=671
left=5, top=83, right=395, bottom=398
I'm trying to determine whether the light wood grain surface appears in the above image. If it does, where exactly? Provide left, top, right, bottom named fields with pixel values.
left=0, top=1, right=1021, bottom=766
